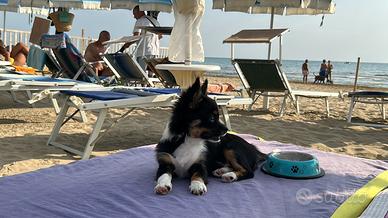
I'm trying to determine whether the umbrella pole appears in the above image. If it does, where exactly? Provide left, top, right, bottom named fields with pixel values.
left=263, top=7, right=275, bottom=110
left=353, top=57, right=361, bottom=92
left=267, top=7, right=274, bottom=60
left=2, top=11, right=5, bottom=42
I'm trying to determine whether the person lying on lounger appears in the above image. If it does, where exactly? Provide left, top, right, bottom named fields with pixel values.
left=0, top=40, right=29, bottom=66
left=84, top=31, right=113, bottom=77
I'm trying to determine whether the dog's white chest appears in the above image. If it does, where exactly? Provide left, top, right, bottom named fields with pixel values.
left=172, top=137, right=206, bottom=178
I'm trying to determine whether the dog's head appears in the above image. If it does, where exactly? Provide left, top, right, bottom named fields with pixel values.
left=169, top=78, right=228, bottom=142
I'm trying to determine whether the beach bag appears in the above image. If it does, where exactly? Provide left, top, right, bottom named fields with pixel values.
left=40, top=33, right=66, bottom=49
left=26, top=44, right=47, bottom=71
left=49, top=10, right=74, bottom=32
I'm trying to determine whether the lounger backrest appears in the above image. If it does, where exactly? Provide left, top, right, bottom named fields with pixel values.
left=102, top=53, right=153, bottom=86
left=232, top=59, right=289, bottom=92
left=52, top=39, right=95, bottom=83
left=145, top=58, right=178, bottom=88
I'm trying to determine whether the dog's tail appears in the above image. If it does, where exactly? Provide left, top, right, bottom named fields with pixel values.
left=256, top=150, right=267, bottom=163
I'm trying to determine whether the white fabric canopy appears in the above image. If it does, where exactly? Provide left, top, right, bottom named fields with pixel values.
left=19, top=0, right=104, bottom=10
left=168, top=0, right=205, bottom=63
left=100, top=0, right=172, bottom=12
left=0, top=0, right=48, bottom=14
left=213, top=0, right=335, bottom=15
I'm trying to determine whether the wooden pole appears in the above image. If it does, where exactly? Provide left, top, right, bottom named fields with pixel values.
left=81, top=28, right=85, bottom=52
left=3, top=11, right=6, bottom=42
left=353, top=57, right=361, bottom=92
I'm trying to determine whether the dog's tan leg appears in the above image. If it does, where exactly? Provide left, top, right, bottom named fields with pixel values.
left=188, top=163, right=208, bottom=195
left=155, top=152, right=174, bottom=195
left=222, top=149, right=250, bottom=183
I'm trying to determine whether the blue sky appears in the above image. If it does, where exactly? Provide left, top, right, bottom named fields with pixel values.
left=2, top=0, right=388, bottom=63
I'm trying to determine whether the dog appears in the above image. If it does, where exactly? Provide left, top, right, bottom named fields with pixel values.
left=154, top=78, right=266, bottom=195
left=313, top=74, right=326, bottom=84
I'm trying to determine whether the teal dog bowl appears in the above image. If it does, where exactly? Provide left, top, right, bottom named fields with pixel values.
left=261, top=151, right=325, bottom=179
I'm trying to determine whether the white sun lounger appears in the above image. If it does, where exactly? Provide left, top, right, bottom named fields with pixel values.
left=347, top=91, right=388, bottom=128
left=47, top=87, right=252, bottom=160
left=0, top=74, right=102, bottom=120
left=47, top=89, right=177, bottom=160
left=232, top=59, right=342, bottom=116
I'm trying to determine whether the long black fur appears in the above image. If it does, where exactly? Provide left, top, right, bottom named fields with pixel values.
left=155, top=78, right=266, bottom=195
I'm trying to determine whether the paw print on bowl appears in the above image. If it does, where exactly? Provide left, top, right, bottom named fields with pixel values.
left=291, top=166, right=299, bottom=173
left=269, top=161, right=274, bottom=168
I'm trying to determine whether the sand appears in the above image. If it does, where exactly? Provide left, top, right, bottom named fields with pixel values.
left=0, top=76, right=387, bottom=177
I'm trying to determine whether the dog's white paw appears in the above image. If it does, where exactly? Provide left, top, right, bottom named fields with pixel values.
left=212, top=167, right=233, bottom=177
left=221, top=172, right=238, bottom=183
left=189, top=180, right=207, bottom=195
left=154, top=173, right=172, bottom=195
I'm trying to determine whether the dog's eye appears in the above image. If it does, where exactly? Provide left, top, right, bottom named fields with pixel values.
left=209, top=116, right=215, bottom=123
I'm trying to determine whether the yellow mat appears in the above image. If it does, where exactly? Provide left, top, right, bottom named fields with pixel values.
left=331, top=170, right=388, bottom=218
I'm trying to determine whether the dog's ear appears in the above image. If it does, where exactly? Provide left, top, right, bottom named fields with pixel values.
left=189, top=78, right=203, bottom=109
left=190, top=77, right=203, bottom=108
left=201, top=79, right=208, bottom=96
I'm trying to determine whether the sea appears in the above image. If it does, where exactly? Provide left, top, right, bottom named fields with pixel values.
left=203, top=57, right=388, bottom=89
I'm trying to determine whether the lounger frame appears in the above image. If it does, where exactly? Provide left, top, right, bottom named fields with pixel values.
left=101, top=53, right=155, bottom=87
left=47, top=88, right=252, bottom=159
left=347, top=92, right=387, bottom=128
left=232, top=59, right=340, bottom=116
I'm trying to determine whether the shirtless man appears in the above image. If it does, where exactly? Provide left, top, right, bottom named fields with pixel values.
left=84, top=30, right=112, bottom=76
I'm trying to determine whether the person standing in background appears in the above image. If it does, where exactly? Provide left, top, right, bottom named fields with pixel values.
left=120, top=6, right=161, bottom=74
left=319, top=59, right=327, bottom=79
left=302, top=59, right=309, bottom=83
left=327, top=60, right=333, bottom=84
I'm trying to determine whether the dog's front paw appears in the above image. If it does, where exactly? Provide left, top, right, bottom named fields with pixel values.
left=212, top=167, right=233, bottom=177
left=154, top=183, right=172, bottom=195
left=189, top=180, right=207, bottom=195
left=154, top=173, right=172, bottom=195
left=221, top=172, right=237, bottom=183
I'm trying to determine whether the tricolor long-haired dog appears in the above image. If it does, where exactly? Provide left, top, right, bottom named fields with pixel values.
left=154, top=78, right=266, bottom=195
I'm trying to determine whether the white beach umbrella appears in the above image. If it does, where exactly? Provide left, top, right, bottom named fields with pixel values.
left=0, top=0, right=49, bottom=41
left=100, top=0, right=172, bottom=12
left=212, top=0, right=335, bottom=59
left=213, top=0, right=335, bottom=23
left=168, top=0, right=205, bottom=63
left=19, top=0, right=105, bottom=10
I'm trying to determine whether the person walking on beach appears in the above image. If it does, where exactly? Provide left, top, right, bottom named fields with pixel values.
left=302, top=59, right=309, bottom=83
left=327, top=60, right=333, bottom=84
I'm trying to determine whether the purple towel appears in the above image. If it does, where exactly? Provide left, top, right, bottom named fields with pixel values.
left=0, top=134, right=387, bottom=218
